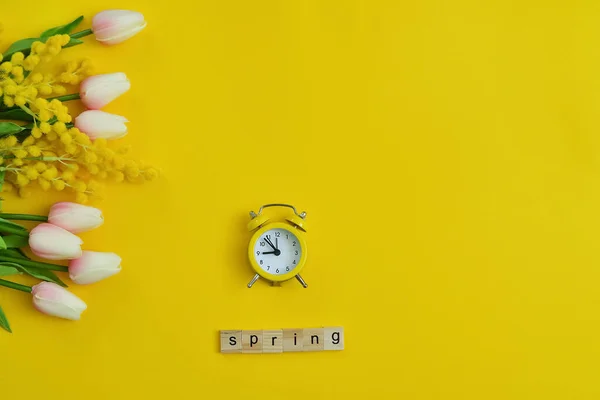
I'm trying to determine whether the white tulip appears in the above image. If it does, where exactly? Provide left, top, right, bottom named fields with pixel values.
left=75, top=110, right=128, bottom=140
left=31, top=282, right=87, bottom=320
left=92, top=10, right=147, bottom=46
left=80, top=72, right=130, bottom=110
left=29, top=223, right=83, bottom=260
left=69, top=251, right=122, bottom=285
left=47, top=202, right=104, bottom=233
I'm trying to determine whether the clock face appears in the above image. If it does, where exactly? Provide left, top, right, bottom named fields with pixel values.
left=253, top=227, right=302, bottom=276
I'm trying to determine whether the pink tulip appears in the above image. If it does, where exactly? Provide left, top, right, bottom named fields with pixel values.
left=75, top=110, right=128, bottom=140
left=29, top=223, right=83, bottom=260
left=48, top=202, right=104, bottom=233
left=92, top=10, right=147, bottom=46
left=69, top=251, right=122, bottom=285
left=80, top=72, right=130, bottom=110
left=31, top=282, right=87, bottom=320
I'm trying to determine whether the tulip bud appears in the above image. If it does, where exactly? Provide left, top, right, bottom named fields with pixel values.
left=75, top=110, right=128, bottom=140
left=48, top=202, right=104, bottom=233
left=69, top=251, right=122, bottom=285
left=92, top=10, right=147, bottom=46
left=31, top=282, right=87, bottom=320
left=29, top=223, right=83, bottom=260
left=80, top=72, right=130, bottom=110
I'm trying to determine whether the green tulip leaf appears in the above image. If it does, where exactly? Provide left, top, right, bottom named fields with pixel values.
left=0, top=305, right=12, bottom=333
left=0, top=109, right=34, bottom=122
left=0, top=218, right=27, bottom=231
left=3, top=38, right=39, bottom=60
left=0, top=122, right=25, bottom=138
left=40, top=16, right=83, bottom=39
left=64, top=38, right=84, bottom=49
left=0, top=261, right=66, bottom=287
left=0, top=262, right=24, bottom=269
left=21, top=267, right=66, bottom=287
left=2, top=235, right=28, bottom=248
left=0, top=265, right=19, bottom=276
left=0, top=226, right=28, bottom=237
left=0, top=248, right=29, bottom=259
left=3, top=15, right=85, bottom=60
left=0, top=170, right=5, bottom=200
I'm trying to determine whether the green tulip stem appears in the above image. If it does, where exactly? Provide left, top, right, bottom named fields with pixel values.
left=0, top=226, right=29, bottom=237
left=0, top=256, right=68, bottom=272
left=0, top=278, right=32, bottom=293
left=50, top=93, right=80, bottom=102
left=0, top=213, right=47, bottom=222
left=70, top=29, right=93, bottom=39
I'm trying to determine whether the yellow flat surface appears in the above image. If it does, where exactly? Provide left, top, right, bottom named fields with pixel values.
left=2, top=0, right=600, bottom=398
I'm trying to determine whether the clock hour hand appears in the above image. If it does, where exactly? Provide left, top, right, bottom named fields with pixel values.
left=263, top=237, right=281, bottom=256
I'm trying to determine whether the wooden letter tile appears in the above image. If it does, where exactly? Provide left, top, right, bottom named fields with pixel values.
left=302, top=328, right=324, bottom=352
left=262, top=330, right=283, bottom=353
left=241, top=330, right=263, bottom=353
left=220, top=330, right=242, bottom=353
left=324, top=327, right=344, bottom=351
left=283, top=329, right=304, bottom=352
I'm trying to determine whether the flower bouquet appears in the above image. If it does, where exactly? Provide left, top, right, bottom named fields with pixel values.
left=0, top=10, right=152, bottom=332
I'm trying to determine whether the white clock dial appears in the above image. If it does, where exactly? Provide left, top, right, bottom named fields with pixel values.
left=253, top=228, right=302, bottom=275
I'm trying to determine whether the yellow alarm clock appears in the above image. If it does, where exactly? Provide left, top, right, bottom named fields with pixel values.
left=246, top=203, right=308, bottom=288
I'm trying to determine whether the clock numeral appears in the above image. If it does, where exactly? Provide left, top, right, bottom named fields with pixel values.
left=292, top=241, right=296, bottom=246
left=266, top=235, right=271, bottom=240
left=267, top=266, right=270, bottom=271
left=275, top=232, right=281, bottom=237
left=293, top=260, right=296, bottom=264
left=286, top=266, right=290, bottom=271
left=260, top=241, right=265, bottom=247
left=294, top=250, right=298, bottom=255
left=276, top=268, right=279, bottom=273
left=256, top=251, right=260, bottom=256
left=286, top=234, right=289, bottom=239
left=260, top=260, right=263, bottom=265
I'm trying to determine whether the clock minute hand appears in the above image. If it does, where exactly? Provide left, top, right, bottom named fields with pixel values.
left=264, top=237, right=276, bottom=250
left=263, top=237, right=281, bottom=256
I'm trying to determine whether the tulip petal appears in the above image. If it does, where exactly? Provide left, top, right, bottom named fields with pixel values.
left=92, top=10, right=146, bottom=45
left=75, top=110, right=128, bottom=140
left=95, top=21, right=147, bottom=45
left=69, top=251, right=122, bottom=285
left=48, top=202, right=104, bottom=233
left=31, top=282, right=87, bottom=320
left=29, top=223, right=83, bottom=260
left=80, top=73, right=130, bottom=110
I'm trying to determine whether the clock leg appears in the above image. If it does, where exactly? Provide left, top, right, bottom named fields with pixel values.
left=295, top=274, right=308, bottom=288
left=247, top=274, right=260, bottom=288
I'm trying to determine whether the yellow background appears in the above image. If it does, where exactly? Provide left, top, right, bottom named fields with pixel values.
left=2, top=0, right=600, bottom=398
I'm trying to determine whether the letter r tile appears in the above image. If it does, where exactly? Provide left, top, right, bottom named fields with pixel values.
left=262, top=330, right=283, bottom=353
